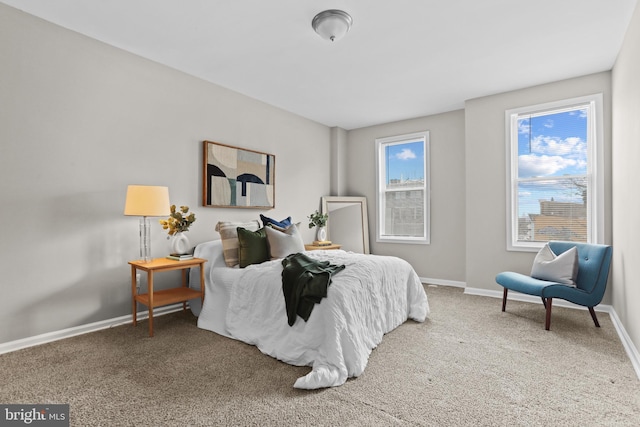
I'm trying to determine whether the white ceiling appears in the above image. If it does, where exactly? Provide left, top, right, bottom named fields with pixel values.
left=2, top=0, right=637, bottom=130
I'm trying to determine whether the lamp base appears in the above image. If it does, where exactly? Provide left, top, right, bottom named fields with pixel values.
left=139, top=217, right=152, bottom=263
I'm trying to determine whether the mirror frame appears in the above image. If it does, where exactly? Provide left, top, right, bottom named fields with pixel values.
left=321, top=196, right=370, bottom=254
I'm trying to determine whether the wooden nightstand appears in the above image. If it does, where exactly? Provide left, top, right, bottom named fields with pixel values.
left=129, top=257, right=206, bottom=337
left=304, top=243, right=342, bottom=251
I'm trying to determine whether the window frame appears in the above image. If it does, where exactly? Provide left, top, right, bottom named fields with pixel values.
left=505, top=94, right=604, bottom=251
left=375, top=131, right=430, bottom=245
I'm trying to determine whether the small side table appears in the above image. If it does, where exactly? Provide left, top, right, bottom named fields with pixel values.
left=304, top=243, right=342, bottom=251
left=129, top=257, right=205, bottom=337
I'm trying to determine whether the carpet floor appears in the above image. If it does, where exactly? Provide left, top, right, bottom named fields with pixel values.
left=0, top=285, right=638, bottom=426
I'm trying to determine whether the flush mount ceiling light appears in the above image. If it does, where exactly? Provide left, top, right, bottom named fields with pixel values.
left=312, top=9, right=353, bottom=42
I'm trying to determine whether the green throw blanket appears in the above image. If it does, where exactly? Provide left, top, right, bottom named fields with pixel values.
left=281, top=252, right=345, bottom=326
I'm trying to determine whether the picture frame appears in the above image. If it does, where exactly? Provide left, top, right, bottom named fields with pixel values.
left=203, top=141, right=275, bottom=209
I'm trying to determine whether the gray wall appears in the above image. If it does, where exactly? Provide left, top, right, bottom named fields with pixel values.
left=464, top=72, right=613, bottom=299
left=344, top=73, right=614, bottom=298
left=330, top=127, right=348, bottom=196
left=612, top=1, right=640, bottom=364
left=346, top=110, right=467, bottom=283
left=0, top=4, right=330, bottom=344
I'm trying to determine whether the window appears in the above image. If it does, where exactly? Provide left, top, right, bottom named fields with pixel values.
left=376, top=131, right=430, bottom=244
left=505, top=94, right=604, bottom=251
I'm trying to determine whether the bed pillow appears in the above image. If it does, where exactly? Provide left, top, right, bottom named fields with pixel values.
left=237, top=227, right=269, bottom=268
left=265, top=223, right=305, bottom=259
left=530, top=243, right=578, bottom=286
left=215, top=220, right=261, bottom=267
left=260, top=214, right=292, bottom=230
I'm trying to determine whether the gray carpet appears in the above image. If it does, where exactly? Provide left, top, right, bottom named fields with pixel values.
left=1, top=285, right=638, bottom=426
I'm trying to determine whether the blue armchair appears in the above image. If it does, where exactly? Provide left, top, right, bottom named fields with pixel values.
left=496, top=241, right=612, bottom=330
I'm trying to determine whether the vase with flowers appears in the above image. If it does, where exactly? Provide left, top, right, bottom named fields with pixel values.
left=308, top=210, right=329, bottom=243
left=159, top=205, right=196, bottom=255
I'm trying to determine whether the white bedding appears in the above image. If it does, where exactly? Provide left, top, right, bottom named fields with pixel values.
left=190, top=240, right=429, bottom=389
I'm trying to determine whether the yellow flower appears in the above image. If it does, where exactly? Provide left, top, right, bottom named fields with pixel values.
left=159, top=204, right=196, bottom=235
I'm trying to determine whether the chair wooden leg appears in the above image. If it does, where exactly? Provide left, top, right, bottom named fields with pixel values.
left=502, top=288, right=508, bottom=312
left=541, top=297, right=547, bottom=309
left=545, top=298, right=553, bottom=331
left=588, top=307, right=601, bottom=328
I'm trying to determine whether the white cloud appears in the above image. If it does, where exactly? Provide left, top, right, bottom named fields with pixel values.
left=518, top=120, right=530, bottom=135
left=396, top=148, right=416, bottom=160
left=543, top=119, right=554, bottom=128
left=519, top=154, right=577, bottom=177
left=570, top=109, right=588, bottom=118
left=530, top=135, right=586, bottom=157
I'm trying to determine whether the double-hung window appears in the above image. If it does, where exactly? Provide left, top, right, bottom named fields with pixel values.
left=505, top=94, right=604, bottom=251
left=375, top=131, right=430, bottom=244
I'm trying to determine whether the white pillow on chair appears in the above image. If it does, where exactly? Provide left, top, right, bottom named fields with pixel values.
left=530, top=243, right=578, bottom=286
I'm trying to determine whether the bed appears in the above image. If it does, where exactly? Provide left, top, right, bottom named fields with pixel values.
left=188, top=239, right=429, bottom=389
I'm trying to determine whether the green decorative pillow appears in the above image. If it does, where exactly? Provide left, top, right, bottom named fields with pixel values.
left=237, top=227, right=269, bottom=268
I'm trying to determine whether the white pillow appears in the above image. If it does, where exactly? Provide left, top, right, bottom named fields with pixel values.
left=265, top=223, right=305, bottom=259
left=530, top=243, right=578, bottom=286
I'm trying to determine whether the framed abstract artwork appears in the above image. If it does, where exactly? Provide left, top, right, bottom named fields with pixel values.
left=203, top=141, right=275, bottom=209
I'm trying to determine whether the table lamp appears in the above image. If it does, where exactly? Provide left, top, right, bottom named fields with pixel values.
left=124, top=185, right=171, bottom=262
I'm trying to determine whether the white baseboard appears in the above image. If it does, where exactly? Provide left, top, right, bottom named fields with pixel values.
left=608, top=309, right=640, bottom=380
left=420, top=277, right=466, bottom=288
left=464, top=286, right=610, bottom=312
left=464, top=286, right=640, bottom=380
left=0, top=304, right=185, bottom=356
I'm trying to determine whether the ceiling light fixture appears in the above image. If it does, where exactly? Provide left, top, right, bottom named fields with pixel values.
left=312, top=9, right=353, bottom=42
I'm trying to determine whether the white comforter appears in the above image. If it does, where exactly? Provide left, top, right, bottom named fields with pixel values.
left=223, top=250, right=429, bottom=389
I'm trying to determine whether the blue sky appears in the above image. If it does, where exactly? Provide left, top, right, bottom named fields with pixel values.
left=518, top=108, right=587, bottom=178
left=385, top=141, right=424, bottom=183
left=517, top=107, right=588, bottom=215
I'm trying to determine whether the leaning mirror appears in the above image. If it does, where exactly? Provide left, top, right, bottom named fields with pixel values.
left=321, top=196, right=370, bottom=254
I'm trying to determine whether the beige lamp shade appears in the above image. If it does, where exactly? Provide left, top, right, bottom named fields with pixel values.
left=124, top=185, right=171, bottom=217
